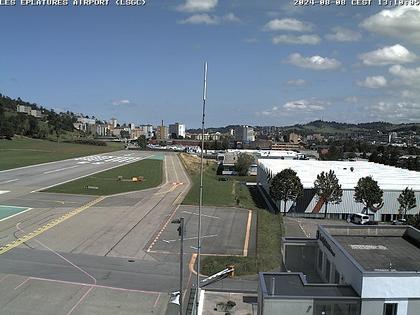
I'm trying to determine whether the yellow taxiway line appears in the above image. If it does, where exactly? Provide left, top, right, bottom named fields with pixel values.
left=0, top=196, right=106, bottom=255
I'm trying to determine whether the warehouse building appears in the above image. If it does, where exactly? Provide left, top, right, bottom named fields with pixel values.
left=257, top=160, right=420, bottom=221
left=258, top=225, right=420, bottom=315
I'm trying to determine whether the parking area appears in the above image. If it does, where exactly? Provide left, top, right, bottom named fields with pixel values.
left=149, top=205, right=256, bottom=256
left=284, top=216, right=351, bottom=238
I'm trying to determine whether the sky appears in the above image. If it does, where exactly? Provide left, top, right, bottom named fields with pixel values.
left=1, top=0, right=420, bottom=128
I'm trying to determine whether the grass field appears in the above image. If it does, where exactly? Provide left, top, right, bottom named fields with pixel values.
left=0, top=137, right=124, bottom=171
left=43, top=159, right=162, bottom=196
left=179, top=153, right=283, bottom=276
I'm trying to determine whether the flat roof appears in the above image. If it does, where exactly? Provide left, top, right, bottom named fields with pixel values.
left=258, top=159, right=420, bottom=190
left=260, top=273, right=358, bottom=298
left=323, top=226, right=420, bottom=272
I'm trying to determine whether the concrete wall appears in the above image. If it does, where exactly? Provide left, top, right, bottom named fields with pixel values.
left=362, top=276, right=420, bottom=299
left=360, top=299, right=384, bottom=315
left=407, top=299, right=420, bottom=315
left=318, top=228, right=364, bottom=295
left=263, top=299, right=313, bottom=315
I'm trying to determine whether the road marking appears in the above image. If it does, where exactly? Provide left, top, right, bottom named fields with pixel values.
left=0, top=179, right=19, bottom=184
left=162, top=234, right=218, bottom=243
left=0, top=207, right=33, bottom=222
left=43, top=165, right=80, bottom=174
left=14, top=277, right=30, bottom=290
left=31, top=155, right=154, bottom=193
left=0, top=191, right=10, bottom=195
left=181, top=211, right=219, bottom=219
left=67, top=286, right=94, bottom=315
left=0, top=196, right=105, bottom=255
left=243, top=210, right=252, bottom=257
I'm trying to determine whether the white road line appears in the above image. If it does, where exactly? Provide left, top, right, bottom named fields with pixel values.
left=0, top=179, right=19, bottom=184
left=181, top=211, right=219, bottom=219
left=0, top=207, right=33, bottom=222
left=43, top=165, right=80, bottom=175
left=162, top=234, right=218, bottom=243
left=31, top=154, right=154, bottom=193
left=0, top=191, right=10, bottom=195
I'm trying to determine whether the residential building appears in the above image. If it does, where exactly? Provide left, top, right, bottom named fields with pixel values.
left=30, top=109, right=43, bottom=118
left=16, top=105, right=31, bottom=115
left=138, top=125, right=153, bottom=139
left=109, top=118, right=118, bottom=128
left=156, top=125, right=169, bottom=141
left=169, top=122, right=186, bottom=139
left=289, top=132, right=302, bottom=145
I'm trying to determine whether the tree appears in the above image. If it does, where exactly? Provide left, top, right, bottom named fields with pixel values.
left=354, top=176, right=384, bottom=215
left=235, top=153, right=254, bottom=176
left=398, top=187, right=417, bottom=219
left=269, top=168, right=303, bottom=216
left=314, top=170, right=343, bottom=218
left=137, top=135, right=147, bottom=150
left=120, top=130, right=130, bottom=139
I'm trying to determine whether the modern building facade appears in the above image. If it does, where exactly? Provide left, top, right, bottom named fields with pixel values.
left=261, top=225, right=420, bottom=315
left=169, top=122, right=186, bottom=139
left=257, top=160, right=420, bottom=221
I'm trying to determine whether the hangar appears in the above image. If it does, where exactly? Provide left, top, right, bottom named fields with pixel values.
left=257, top=159, right=420, bottom=221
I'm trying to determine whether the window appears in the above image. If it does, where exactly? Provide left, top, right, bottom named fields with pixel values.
left=325, top=259, right=331, bottom=282
left=383, top=303, right=397, bottom=315
left=318, top=249, right=323, bottom=270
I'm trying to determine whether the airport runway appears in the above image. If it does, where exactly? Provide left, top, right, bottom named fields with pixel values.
left=0, top=151, right=254, bottom=314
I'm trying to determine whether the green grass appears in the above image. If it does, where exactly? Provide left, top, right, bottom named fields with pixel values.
left=0, top=137, right=124, bottom=170
left=179, top=154, right=283, bottom=276
left=43, top=159, right=162, bottom=195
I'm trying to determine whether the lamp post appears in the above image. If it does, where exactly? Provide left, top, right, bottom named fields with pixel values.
left=172, top=218, right=184, bottom=315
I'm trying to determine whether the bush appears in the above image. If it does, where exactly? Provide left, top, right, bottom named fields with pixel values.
left=67, top=139, right=107, bottom=146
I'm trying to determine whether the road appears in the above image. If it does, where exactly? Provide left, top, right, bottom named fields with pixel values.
left=0, top=150, right=192, bottom=314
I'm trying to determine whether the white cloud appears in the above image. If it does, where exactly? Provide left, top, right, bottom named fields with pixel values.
left=272, top=34, right=321, bottom=45
left=287, top=79, right=307, bottom=86
left=178, top=12, right=240, bottom=25
left=325, top=27, right=361, bottom=42
left=361, top=6, right=420, bottom=44
left=178, top=13, right=219, bottom=25
left=367, top=101, right=420, bottom=122
left=177, top=0, right=217, bottom=13
left=287, top=53, right=341, bottom=70
left=223, top=12, right=241, bottom=23
left=357, top=76, right=388, bottom=89
left=112, top=99, right=131, bottom=106
left=359, top=44, right=417, bottom=66
left=283, top=99, right=329, bottom=111
left=389, top=64, right=420, bottom=86
left=264, top=18, right=312, bottom=32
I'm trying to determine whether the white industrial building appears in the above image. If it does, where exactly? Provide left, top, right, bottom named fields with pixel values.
left=169, top=122, right=186, bottom=139
left=257, top=160, right=420, bottom=221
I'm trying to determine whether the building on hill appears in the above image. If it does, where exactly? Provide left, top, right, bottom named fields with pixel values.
left=257, top=159, right=420, bottom=221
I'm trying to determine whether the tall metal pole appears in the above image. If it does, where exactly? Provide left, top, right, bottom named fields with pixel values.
left=196, top=61, right=207, bottom=313
left=179, top=217, right=184, bottom=315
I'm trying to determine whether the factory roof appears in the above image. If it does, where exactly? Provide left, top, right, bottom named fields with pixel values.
left=258, top=159, right=420, bottom=190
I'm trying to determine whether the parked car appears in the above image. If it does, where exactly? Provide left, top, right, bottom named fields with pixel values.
left=392, top=219, right=407, bottom=225
left=350, top=213, right=370, bottom=225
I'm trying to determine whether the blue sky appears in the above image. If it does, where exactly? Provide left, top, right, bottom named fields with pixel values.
left=1, top=0, right=420, bottom=128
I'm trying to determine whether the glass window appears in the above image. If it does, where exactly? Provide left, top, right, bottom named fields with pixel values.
left=383, top=303, right=397, bottom=315
left=318, top=249, right=323, bottom=270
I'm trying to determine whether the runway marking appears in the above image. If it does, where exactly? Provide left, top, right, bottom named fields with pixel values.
left=243, top=210, right=252, bottom=257
left=0, top=274, right=9, bottom=284
left=0, top=196, right=105, bottom=255
left=14, top=277, right=30, bottom=290
left=27, top=276, right=162, bottom=294
left=146, top=205, right=180, bottom=253
left=43, top=165, right=79, bottom=175
left=162, top=234, right=218, bottom=244
left=0, top=191, right=10, bottom=195
left=0, top=206, right=33, bottom=222
left=32, top=155, right=154, bottom=193
left=181, top=211, right=219, bottom=219
left=0, top=179, right=19, bottom=184
left=153, top=292, right=161, bottom=308
left=67, top=286, right=94, bottom=315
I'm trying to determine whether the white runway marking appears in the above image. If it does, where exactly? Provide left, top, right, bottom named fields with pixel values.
left=162, top=234, right=218, bottom=243
left=43, top=165, right=79, bottom=174
left=181, top=211, right=219, bottom=219
left=74, top=155, right=142, bottom=164
left=0, top=179, right=19, bottom=184
left=0, top=191, right=10, bottom=195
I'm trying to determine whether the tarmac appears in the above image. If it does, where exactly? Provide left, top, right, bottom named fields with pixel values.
left=0, top=150, right=255, bottom=314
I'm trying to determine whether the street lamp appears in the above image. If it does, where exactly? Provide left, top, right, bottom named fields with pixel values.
left=172, top=218, right=185, bottom=315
